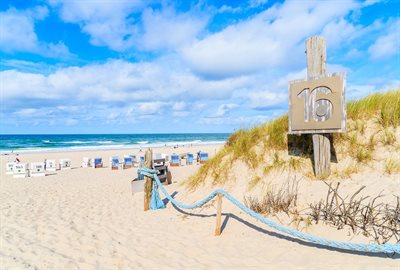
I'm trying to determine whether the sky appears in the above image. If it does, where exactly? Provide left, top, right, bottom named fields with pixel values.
left=0, top=0, right=399, bottom=134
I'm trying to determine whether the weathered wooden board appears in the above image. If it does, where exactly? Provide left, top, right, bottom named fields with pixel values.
left=288, top=72, right=346, bottom=134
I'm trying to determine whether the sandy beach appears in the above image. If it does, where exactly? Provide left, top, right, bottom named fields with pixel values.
left=0, top=144, right=398, bottom=270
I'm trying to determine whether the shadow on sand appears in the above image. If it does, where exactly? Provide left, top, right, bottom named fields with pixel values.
left=162, top=191, right=399, bottom=259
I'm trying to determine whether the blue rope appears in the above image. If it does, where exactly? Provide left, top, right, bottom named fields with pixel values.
left=150, top=179, right=165, bottom=210
left=139, top=167, right=400, bottom=254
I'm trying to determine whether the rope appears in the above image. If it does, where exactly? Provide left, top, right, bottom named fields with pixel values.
left=139, top=167, right=400, bottom=254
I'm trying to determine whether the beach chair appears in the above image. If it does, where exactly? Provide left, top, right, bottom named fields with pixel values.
left=94, top=158, right=103, bottom=168
left=129, top=154, right=137, bottom=167
left=162, top=153, right=169, bottom=162
left=82, top=157, right=90, bottom=168
left=186, top=153, right=193, bottom=165
left=13, top=163, right=28, bottom=178
left=180, top=154, right=186, bottom=166
left=30, top=162, right=46, bottom=177
left=153, top=158, right=172, bottom=185
left=45, top=159, right=57, bottom=171
left=139, top=156, right=145, bottom=167
left=137, top=170, right=144, bottom=180
left=170, top=154, right=180, bottom=166
left=110, top=156, right=120, bottom=170
left=59, top=159, right=71, bottom=170
left=199, top=152, right=209, bottom=164
left=6, top=162, right=15, bottom=175
left=123, top=156, right=133, bottom=169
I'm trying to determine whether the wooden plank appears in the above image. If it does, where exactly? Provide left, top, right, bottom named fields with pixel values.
left=154, top=165, right=167, bottom=171
left=144, top=148, right=153, bottom=211
left=306, top=36, right=331, bottom=178
left=214, top=194, right=223, bottom=236
left=288, top=72, right=346, bottom=134
left=153, top=158, right=166, bottom=164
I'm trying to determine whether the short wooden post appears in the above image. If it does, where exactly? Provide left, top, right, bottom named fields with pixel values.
left=214, top=194, right=223, bottom=236
left=144, top=148, right=153, bottom=211
left=306, top=36, right=331, bottom=178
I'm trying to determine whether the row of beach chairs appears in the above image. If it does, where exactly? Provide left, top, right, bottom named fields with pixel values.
left=81, top=155, right=142, bottom=170
left=6, top=152, right=210, bottom=177
left=6, top=159, right=71, bottom=178
left=169, top=152, right=208, bottom=166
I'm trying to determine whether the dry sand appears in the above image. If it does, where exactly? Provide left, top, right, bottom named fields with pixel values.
left=1, top=145, right=399, bottom=269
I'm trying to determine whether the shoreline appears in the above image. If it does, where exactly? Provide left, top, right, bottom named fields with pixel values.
left=1, top=144, right=224, bottom=167
left=0, top=141, right=226, bottom=155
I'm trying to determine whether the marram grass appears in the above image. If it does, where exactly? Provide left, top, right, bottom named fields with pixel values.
left=185, top=89, right=400, bottom=190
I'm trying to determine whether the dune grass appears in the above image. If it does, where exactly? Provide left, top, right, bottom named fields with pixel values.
left=185, top=89, right=400, bottom=190
left=347, top=90, right=400, bottom=127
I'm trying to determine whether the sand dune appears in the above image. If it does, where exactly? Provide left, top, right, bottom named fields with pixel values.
left=0, top=145, right=399, bottom=269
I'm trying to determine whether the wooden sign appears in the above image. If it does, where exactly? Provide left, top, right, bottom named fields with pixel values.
left=288, top=73, right=346, bottom=134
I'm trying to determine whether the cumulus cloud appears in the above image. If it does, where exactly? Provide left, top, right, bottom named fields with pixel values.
left=182, top=0, right=358, bottom=78
left=0, top=59, right=248, bottom=117
left=140, top=7, right=208, bottom=51
left=214, top=104, right=238, bottom=117
left=48, top=0, right=143, bottom=51
left=48, top=0, right=208, bottom=52
left=0, top=6, right=71, bottom=58
left=248, top=92, right=286, bottom=110
left=200, top=114, right=270, bottom=127
left=368, top=18, right=400, bottom=60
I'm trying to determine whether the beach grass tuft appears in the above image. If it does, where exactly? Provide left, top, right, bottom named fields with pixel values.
left=185, top=89, right=400, bottom=190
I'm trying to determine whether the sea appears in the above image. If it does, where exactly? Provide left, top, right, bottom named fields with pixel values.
left=0, top=134, right=230, bottom=154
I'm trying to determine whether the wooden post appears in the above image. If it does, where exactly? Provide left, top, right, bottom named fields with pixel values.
left=306, top=36, right=331, bottom=178
left=144, top=148, right=153, bottom=211
left=214, top=194, right=223, bottom=236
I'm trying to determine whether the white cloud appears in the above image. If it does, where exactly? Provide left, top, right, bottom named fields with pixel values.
left=48, top=0, right=142, bottom=51
left=182, top=0, right=358, bottom=78
left=140, top=7, right=208, bottom=51
left=248, top=92, right=286, bottom=110
left=248, top=0, right=269, bottom=8
left=368, top=19, right=400, bottom=60
left=136, top=102, right=165, bottom=115
left=214, top=103, right=238, bottom=117
left=48, top=1, right=208, bottom=53
left=0, top=6, right=71, bottom=58
left=200, top=114, right=270, bottom=126
left=14, top=108, right=39, bottom=117
left=1, top=58, right=249, bottom=119
left=321, top=18, right=362, bottom=48
left=172, top=102, right=186, bottom=111
left=217, top=5, right=242, bottom=14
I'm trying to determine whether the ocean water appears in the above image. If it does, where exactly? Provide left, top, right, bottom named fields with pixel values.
left=0, top=134, right=230, bottom=154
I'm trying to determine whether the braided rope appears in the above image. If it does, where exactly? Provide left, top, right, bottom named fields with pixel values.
left=139, top=168, right=400, bottom=254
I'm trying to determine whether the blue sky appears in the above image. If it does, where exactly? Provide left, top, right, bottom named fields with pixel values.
left=0, top=0, right=399, bottom=134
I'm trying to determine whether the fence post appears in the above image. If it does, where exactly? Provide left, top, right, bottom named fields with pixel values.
left=215, top=194, right=223, bottom=236
left=144, top=148, right=153, bottom=211
left=306, top=36, right=331, bottom=178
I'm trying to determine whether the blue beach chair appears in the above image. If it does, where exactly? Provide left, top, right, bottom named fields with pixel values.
left=129, top=155, right=137, bottom=166
left=186, top=153, right=193, bottom=165
left=94, top=158, right=103, bottom=168
left=170, top=154, right=180, bottom=166
left=124, top=156, right=133, bottom=169
left=110, top=156, right=120, bottom=170
left=199, top=152, right=208, bottom=164
left=140, top=156, right=145, bottom=167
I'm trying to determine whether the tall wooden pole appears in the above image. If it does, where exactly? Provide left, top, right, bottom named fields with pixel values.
left=214, top=194, right=223, bottom=236
left=144, top=148, right=153, bottom=211
left=306, top=37, right=331, bottom=178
